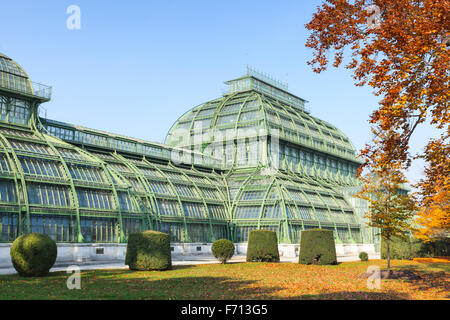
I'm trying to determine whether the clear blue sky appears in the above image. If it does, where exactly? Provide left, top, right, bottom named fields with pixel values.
left=0, top=0, right=437, bottom=185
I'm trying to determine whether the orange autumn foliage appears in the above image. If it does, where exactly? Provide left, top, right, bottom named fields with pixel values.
left=416, top=133, right=450, bottom=240
left=306, top=0, right=449, bottom=240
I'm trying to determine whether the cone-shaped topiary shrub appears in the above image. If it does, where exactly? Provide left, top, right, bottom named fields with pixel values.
left=246, top=230, right=280, bottom=262
left=10, top=233, right=57, bottom=277
left=299, top=229, right=337, bottom=265
left=125, top=230, right=172, bottom=271
left=359, top=251, right=369, bottom=261
left=212, top=239, right=235, bottom=264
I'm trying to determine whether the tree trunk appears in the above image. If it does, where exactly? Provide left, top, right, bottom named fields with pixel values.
left=386, top=238, right=391, bottom=275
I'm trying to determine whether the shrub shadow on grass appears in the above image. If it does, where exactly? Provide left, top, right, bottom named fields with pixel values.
left=45, top=275, right=287, bottom=300
left=298, top=291, right=411, bottom=300
left=2, top=270, right=67, bottom=280
left=59, top=273, right=409, bottom=300
left=54, top=272, right=416, bottom=300
left=391, top=264, right=450, bottom=298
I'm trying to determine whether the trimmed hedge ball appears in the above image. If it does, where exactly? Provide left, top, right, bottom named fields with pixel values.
left=212, top=239, right=235, bottom=264
left=246, top=230, right=280, bottom=262
left=125, top=230, right=172, bottom=271
left=299, top=229, right=337, bottom=265
left=359, top=251, right=369, bottom=261
left=10, top=233, right=57, bottom=277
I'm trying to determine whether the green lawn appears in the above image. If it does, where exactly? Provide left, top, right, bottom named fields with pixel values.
left=0, top=260, right=448, bottom=300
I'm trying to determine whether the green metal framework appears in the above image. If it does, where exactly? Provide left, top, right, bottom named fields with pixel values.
left=0, top=53, right=373, bottom=245
left=162, top=70, right=368, bottom=244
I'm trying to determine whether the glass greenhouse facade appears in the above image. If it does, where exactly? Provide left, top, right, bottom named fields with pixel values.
left=0, top=53, right=375, bottom=245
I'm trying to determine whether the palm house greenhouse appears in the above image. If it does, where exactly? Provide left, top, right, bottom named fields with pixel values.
left=0, top=54, right=376, bottom=249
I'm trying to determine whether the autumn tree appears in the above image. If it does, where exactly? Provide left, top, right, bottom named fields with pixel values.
left=305, top=0, right=449, bottom=240
left=356, top=160, right=417, bottom=273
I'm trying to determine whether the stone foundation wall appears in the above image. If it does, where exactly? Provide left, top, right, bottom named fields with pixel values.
left=234, top=243, right=377, bottom=258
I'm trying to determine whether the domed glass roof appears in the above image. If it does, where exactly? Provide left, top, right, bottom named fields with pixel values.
left=166, top=89, right=358, bottom=163
left=0, top=53, right=33, bottom=94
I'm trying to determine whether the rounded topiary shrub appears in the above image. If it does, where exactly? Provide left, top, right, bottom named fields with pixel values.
left=246, top=230, right=280, bottom=262
left=359, top=251, right=369, bottom=261
left=125, top=230, right=172, bottom=271
left=10, top=233, right=57, bottom=277
left=299, top=229, right=337, bottom=265
left=212, top=239, right=235, bottom=264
